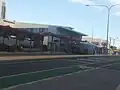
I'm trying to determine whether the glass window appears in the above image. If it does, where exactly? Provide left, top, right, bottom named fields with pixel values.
left=30, top=28, right=33, bottom=32
left=44, top=28, right=48, bottom=32
left=26, top=28, right=31, bottom=32
left=36, top=28, right=39, bottom=33
left=31, top=28, right=37, bottom=33
left=92, top=42, right=99, bottom=45
left=26, top=28, right=28, bottom=31
left=42, top=28, right=48, bottom=32
left=34, top=28, right=37, bottom=33
left=101, top=42, right=107, bottom=47
left=39, top=28, right=44, bottom=32
left=41, top=28, right=44, bottom=32
left=39, top=28, right=42, bottom=32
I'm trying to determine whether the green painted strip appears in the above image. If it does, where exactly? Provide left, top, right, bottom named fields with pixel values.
left=0, top=66, right=87, bottom=89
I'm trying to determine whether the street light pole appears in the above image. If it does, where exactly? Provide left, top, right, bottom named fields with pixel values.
left=109, top=37, right=112, bottom=47
left=86, top=4, right=120, bottom=54
left=106, top=7, right=110, bottom=54
left=113, top=38, right=115, bottom=46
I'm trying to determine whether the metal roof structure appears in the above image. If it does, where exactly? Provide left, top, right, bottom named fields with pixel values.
left=41, top=32, right=80, bottom=41
left=58, top=26, right=87, bottom=36
left=14, top=22, right=48, bottom=28
left=0, top=25, right=44, bottom=40
left=0, top=19, right=87, bottom=38
left=0, top=19, right=48, bottom=28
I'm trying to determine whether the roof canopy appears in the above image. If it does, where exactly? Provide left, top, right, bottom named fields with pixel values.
left=0, top=25, right=43, bottom=38
left=41, top=32, right=80, bottom=41
left=58, top=27, right=87, bottom=36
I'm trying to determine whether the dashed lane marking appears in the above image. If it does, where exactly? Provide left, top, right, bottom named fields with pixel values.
left=0, top=64, right=89, bottom=79
left=4, top=62, right=119, bottom=90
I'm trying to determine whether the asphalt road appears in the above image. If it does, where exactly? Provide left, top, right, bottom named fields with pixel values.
left=10, top=68, right=120, bottom=90
left=1, top=56, right=120, bottom=90
left=0, top=59, right=86, bottom=77
left=0, top=57, right=116, bottom=77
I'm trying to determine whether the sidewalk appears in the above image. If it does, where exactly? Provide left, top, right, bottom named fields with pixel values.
left=0, top=54, right=96, bottom=61
left=0, top=54, right=114, bottom=61
left=0, top=52, right=69, bottom=56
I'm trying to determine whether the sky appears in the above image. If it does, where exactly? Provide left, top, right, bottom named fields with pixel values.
left=5, top=0, right=120, bottom=47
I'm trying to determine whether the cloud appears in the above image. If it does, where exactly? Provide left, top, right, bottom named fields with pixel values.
left=71, top=0, right=95, bottom=5
left=71, top=0, right=120, bottom=6
left=70, top=0, right=120, bottom=12
left=108, top=0, right=120, bottom=16
left=109, top=0, right=120, bottom=4
left=70, top=0, right=104, bottom=10
left=113, top=12, right=120, bottom=16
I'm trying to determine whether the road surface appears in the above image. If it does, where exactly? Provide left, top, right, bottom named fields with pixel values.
left=0, top=56, right=120, bottom=90
left=9, top=69, right=120, bottom=90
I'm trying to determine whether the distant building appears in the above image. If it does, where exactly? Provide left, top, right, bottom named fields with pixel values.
left=0, top=0, right=6, bottom=19
left=82, top=36, right=107, bottom=47
left=82, top=36, right=108, bottom=54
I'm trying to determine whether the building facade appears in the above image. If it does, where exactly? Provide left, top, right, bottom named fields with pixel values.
left=82, top=37, right=108, bottom=54
left=0, top=0, right=89, bottom=53
left=82, top=37, right=107, bottom=47
left=0, top=19, right=87, bottom=52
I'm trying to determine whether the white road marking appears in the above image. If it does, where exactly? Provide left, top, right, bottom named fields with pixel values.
left=0, top=64, right=89, bottom=79
left=0, top=59, right=117, bottom=79
left=0, top=58, right=98, bottom=65
left=3, top=62, right=119, bottom=90
left=0, top=59, right=81, bottom=65
left=0, top=60, right=52, bottom=65
left=3, top=68, right=96, bottom=90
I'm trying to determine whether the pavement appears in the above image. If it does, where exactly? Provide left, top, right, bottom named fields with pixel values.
left=0, top=54, right=118, bottom=61
left=0, top=52, right=68, bottom=56
left=0, top=56, right=120, bottom=90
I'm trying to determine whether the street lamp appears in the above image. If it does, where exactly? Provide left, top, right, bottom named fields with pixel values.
left=86, top=4, right=120, bottom=54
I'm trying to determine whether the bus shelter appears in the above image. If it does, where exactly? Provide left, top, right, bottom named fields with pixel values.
left=0, top=25, right=44, bottom=52
left=41, top=32, right=76, bottom=53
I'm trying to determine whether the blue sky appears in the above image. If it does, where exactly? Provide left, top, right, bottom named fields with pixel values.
left=5, top=0, right=120, bottom=42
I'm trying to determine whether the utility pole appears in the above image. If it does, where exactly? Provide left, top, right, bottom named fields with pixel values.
left=109, top=37, right=112, bottom=47
left=91, top=29, right=95, bottom=54
left=86, top=4, right=120, bottom=54
left=92, top=29, right=94, bottom=43
left=113, top=38, right=115, bottom=46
